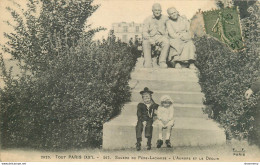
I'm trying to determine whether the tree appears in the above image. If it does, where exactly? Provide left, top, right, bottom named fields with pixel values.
left=0, top=0, right=136, bottom=150
left=232, top=0, right=257, bottom=19
left=216, top=0, right=224, bottom=9
left=2, top=0, right=100, bottom=73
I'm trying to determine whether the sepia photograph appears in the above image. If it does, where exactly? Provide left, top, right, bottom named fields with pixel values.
left=0, top=0, right=259, bottom=163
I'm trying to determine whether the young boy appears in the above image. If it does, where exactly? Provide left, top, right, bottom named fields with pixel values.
left=136, top=87, right=159, bottom=151
left=155, top=95, right=175, bottom=148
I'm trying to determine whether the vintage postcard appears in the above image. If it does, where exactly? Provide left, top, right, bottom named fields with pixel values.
left=0, top=0, right=260, bottom=163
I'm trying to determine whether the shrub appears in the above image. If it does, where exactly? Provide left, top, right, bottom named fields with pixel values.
left=194, top=2, right=260, bottom=146
left=232, top=0, right=257, bottom=19
left=0, top=0, right=137, bottom=150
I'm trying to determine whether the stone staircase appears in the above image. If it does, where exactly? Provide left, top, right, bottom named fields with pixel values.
left=103, top=60, right=226, bottom=149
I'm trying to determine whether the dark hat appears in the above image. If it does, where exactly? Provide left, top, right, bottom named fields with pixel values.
left=140, top=87, right=153, bottom=95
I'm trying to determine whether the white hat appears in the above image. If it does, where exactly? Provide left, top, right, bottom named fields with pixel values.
left=160, top=95, right=174, bottom=103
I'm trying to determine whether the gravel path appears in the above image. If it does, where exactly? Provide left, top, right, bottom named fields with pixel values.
left=1, top=140, right=260, bottom=162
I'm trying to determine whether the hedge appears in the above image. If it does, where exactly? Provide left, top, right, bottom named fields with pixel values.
left=0, top=0, right=137, bottom=150
left=194, top=2, right=260, bottom=146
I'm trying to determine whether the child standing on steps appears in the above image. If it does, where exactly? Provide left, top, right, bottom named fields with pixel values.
left=136, top=87, right=159, bottom=151
left=155, top=95, right=175, bottom=148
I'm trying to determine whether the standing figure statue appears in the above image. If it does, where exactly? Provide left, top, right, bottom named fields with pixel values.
left=166, top=7, right=196, bottom=69
left=142, top=3, right=170, bottom=68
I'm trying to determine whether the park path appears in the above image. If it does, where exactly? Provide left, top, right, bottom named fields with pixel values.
left=103, top=58, right=226, bottom=149
left=1, top=139, right=259, bottom=162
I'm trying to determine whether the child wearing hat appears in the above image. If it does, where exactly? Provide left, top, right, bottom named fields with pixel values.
left=136, top=87, right=159, bottom=151
left=155, top=95, right=175, bottom=148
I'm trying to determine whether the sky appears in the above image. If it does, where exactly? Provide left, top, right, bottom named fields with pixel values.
left=89, top=0, right=217, bottom=39
left=0, top=0, right=218, bottom=59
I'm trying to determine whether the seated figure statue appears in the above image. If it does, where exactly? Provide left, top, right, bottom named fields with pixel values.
left=166, top=7, right=196, bottom=69
left=142, top=3, right=170, bottom=68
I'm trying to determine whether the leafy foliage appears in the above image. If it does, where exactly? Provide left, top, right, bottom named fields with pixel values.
left=194, top=2, right=260, bottom=146
left=232, top=0, right=257, bottom=19
left=0, top=0, right=136, bottom=150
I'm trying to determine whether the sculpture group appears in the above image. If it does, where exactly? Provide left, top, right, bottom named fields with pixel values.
left=142, top=3, right=196, bottom=69
left=135, top=3, right=197, bottom=151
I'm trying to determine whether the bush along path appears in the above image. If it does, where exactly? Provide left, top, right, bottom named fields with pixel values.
left=103, top=60, right=226, bottom=150
left=194, top=1, right=260, bottom=148
left=0, top=0, right=137, bottom=150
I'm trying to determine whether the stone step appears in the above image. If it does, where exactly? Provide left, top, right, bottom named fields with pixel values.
left=131, top=68, right=199, bottom=82
left=103, top=116, right=226, bottom=149
left=121, top=102, right=207, bottom=118
left=131, top=90, right=204, bottom=104
left=103, top=60, right=226, bottom=150
left=129, top=79, right=202, bottom=92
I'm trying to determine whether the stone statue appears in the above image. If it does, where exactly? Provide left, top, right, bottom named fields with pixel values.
left=142, top=3, right=170, bottom=68
left=166, top=7, right=196, bottom=69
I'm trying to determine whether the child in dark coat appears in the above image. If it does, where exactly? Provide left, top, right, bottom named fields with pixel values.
left=136, top=87, right=159, bottom=151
